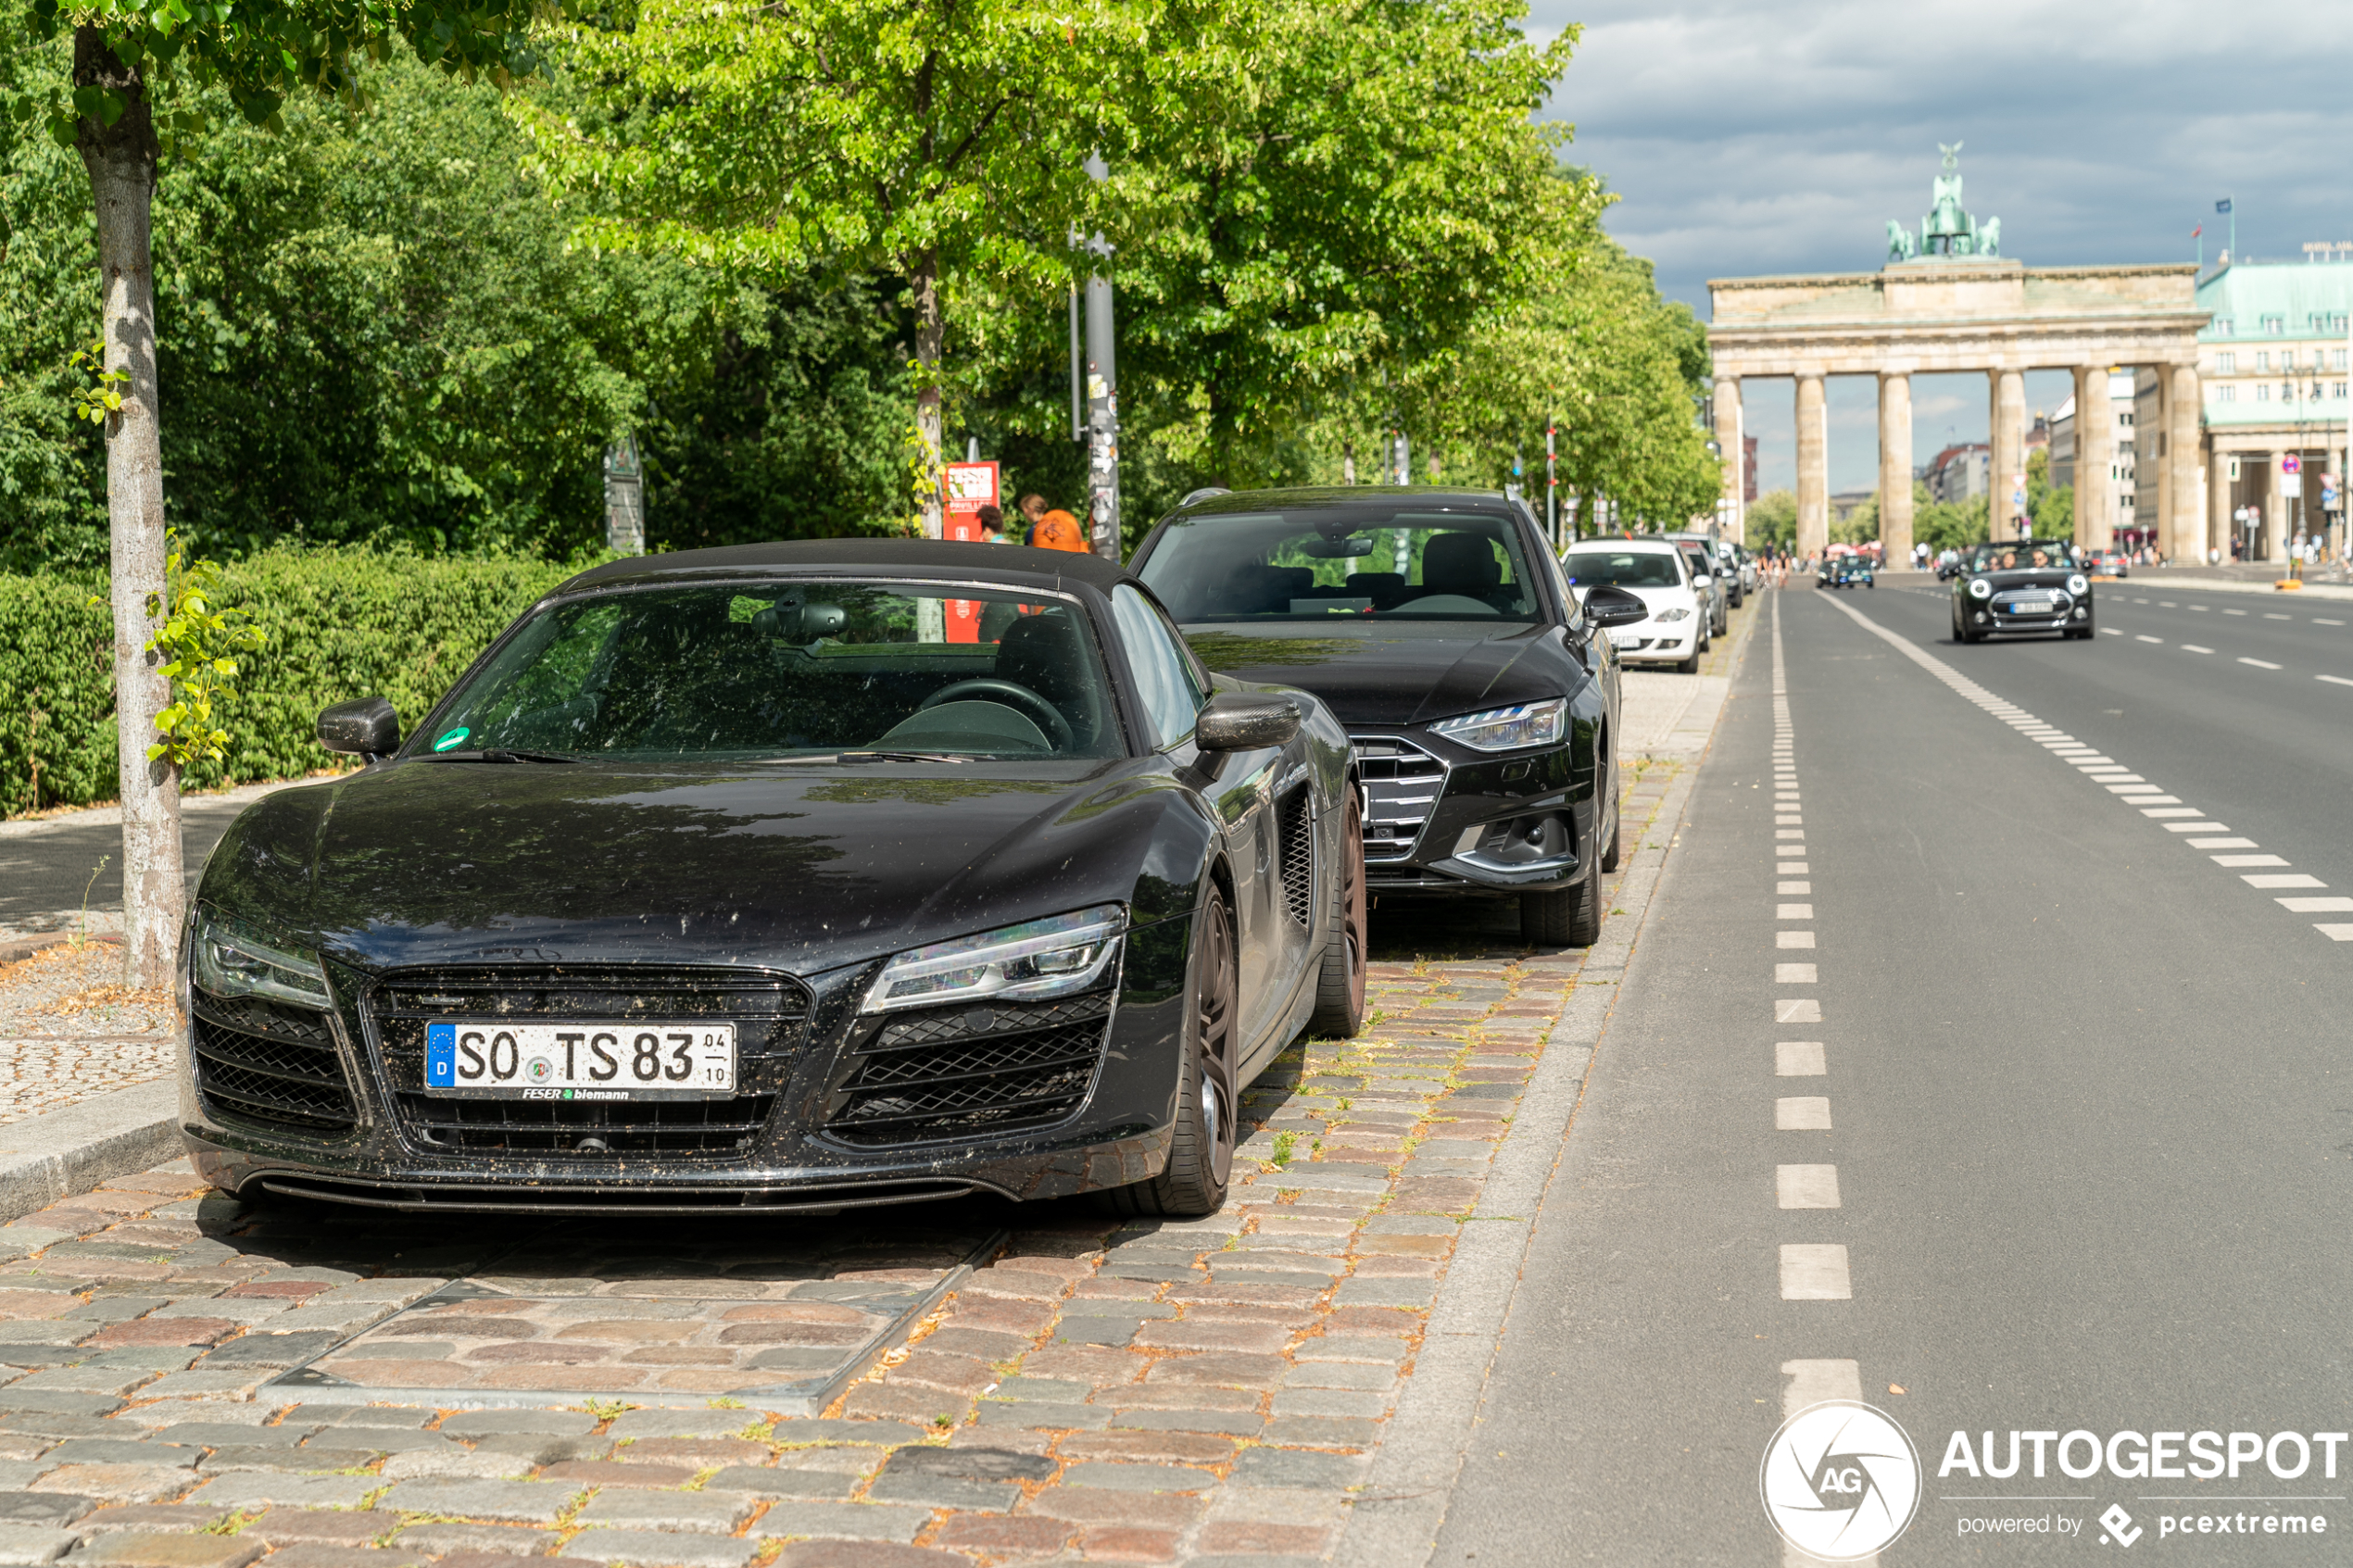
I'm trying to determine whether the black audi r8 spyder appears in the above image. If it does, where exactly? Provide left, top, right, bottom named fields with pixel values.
left=1951, top=537, right=2095, bottom=642
left=179, top=541, right=1360, bottom=1219
left=1127, top=488, right=1646, bottom=948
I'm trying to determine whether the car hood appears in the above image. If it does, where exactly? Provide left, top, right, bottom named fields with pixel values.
left=1973, top=568, right=2081, bottom=588
left=1179, top=621, right=1571, bottom=727
left=198, top=757, right=1189, bottom=978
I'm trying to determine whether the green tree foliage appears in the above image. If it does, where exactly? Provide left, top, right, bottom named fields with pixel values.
left=1832, top=493, right=1877, bottom=546
left=1915, top=483, right=1988, bottom=552
left=1748, top=489, right=1797, bottom=552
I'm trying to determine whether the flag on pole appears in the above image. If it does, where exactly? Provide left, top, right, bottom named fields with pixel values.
left=2192, top=223, right=2202, bottom=238
left=2216, top=198, right=2233, bottom=214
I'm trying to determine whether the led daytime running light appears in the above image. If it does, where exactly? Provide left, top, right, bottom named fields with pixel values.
left=1430, top=697, right=1567, bottom=753
left=864, top=904, right=1126, bottom=1013
left=191, top=908, right=332, bottom=1010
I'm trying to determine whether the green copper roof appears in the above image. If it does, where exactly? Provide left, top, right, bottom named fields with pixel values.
left=2197, top=261, right=2353, bottom=341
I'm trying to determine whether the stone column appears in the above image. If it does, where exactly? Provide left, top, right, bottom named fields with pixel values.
left=2073, top=366, right=2114, bottom=550
left=2207, top=439, right=2231, bottom=565
left=2265, top=451, right=2286, bottom=562
left=1990, top=368, right=2027, bottom=540
left=1796, top=373, right=1828, bottom=558
left=1878, top=372, right=1914, bottom=567
left=2166, top=364, right=2200, bottom=564
left=1714, top=376, right=1743, bottom=543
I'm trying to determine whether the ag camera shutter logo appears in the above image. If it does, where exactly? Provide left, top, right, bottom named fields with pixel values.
left=1760, top=1400, right=1922, bottom=1561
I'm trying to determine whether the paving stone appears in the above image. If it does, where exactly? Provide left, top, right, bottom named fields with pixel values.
left=257, top=1548, right=429, bottom=1568
left=769, top=1545, right=969, bottom=1568
left=1270, top=1388, right=1390, bottom=1418
left=1106, top=1410, right=1263, bottom=1437
left=69, top=1534, right=261, bottom=1568
left=1132, top=1323, right=1290, bottom=1356
left=437, top=1411, right=598, bottom=1438
left=195, top=1334, right=343, bottom=1370
left=150, top=1425, right=312, bottom=1450
left=185, top=1472, right=378, bottom=1511
left=241, top=1511, right=393, bottom=1546
left=1227, top=1449, right=1367, bottom=1489
left=698, top=1467, right=854, bottom=1501
left=603, top=1411, right=763, bottom=1441
left=375, top=1479, right=580, bottom=1524
left=1059, top=1461, right=1214, bottom=1493
left=1330, top=1279, right=1434, bottom=1309
left=1050, top=1318, right=1140, bottom=1348
left=132, top=1374, right=273, bottom=1402
left=1291, top=1336, right=1407, bottom=1365
left=887, top=1447, right=1052, bottom=1483
left=973, top=1402, right=1109, bottom=1432
left=27, top=1467, right=185, bottom=1505
left=561, top=1529, right=760, bottom=1568
left=376, top=1447, right=532, bottom=1482
left=1282, top=1362, right=1397, bottom=1391
left=1023, top=1488, right=1201, bottom=1529
left=0, top=1498, right=82, bottom=1531
left=765, top=1423, right=923, bottom=1449
left=989, top=1378, right=1089, bottom=1403
left=927, top=1516, right=1069, bottom=1557
left=389, top=1524, right=557, bottom=1557
left=573, top=1489, right=758, bottom=1533
left=1262, top=1416, right=1378, bottom=1449
left=1059, top=1432, right=1234, bottom=1465
left=862, top=1473, right=1017, bottom=1512
left=748, top=1501, right=930, bottom=1542
left=0, top=1524, right=73, bottom=1564
left=468, top=1434, right=610, bottom=1466
left=1139, top=1354, right=1284, bottom=1389
left=913, top=1328, right=1030, bottom=1362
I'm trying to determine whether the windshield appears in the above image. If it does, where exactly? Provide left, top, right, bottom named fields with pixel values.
left=1563, top=549, right=1683, bottom=589
left=1139, top=510, right=1542, bottom=623
left=1969, top=542, right=2077, bottom=571
left=414, top=583, right=1123, bottom=761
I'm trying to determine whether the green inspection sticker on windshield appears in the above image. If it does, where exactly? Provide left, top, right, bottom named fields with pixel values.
left=433, top=727, right=471, bottom=753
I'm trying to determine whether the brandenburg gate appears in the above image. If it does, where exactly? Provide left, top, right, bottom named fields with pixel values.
left=1707, top=149, right=2208, bottom=561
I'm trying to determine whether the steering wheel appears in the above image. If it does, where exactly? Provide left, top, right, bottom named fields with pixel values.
left=917, top=679, right=1075, bottom=751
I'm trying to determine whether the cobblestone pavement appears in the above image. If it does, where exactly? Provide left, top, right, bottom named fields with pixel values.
left=0, top=944, right=175, bottom=1129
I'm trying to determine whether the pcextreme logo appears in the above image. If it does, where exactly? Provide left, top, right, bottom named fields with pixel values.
left=1760, top=1400, right=1923, bottom=1562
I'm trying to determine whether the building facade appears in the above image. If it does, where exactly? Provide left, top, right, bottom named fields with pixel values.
left=2049, top=372, right=2137, bottom=539
left=2195, top=257, right=2352, bottom=560
left=1923, top=443, right=1991, bottom=504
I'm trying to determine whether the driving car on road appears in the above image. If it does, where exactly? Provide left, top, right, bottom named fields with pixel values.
left=1951, top=538, right=2095, bottom=642
left=1831, top=556, right=1875, bottom=589
left=182, top=541, right=1362, bottom=1220
left=1129, top=488, right=1640, bottom=947
left=2092, top=550, right=2129, bottom=578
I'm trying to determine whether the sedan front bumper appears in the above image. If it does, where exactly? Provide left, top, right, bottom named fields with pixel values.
left=1353, top=730, right=1595, bottom=897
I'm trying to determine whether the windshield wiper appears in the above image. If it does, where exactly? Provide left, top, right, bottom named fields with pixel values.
left=432, top=748, right=579, bottom=764
left=754, top=750, right=973, bottom=766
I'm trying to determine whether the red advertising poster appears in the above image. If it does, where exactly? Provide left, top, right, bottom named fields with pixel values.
left=942, top=461, right=1000, bottom=643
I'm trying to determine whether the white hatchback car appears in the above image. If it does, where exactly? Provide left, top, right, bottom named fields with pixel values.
left=1561, top=539, right=1709, bottom=673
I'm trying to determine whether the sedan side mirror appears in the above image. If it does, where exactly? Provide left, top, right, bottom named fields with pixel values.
left=319, top=696, right=400, bottom=761
left=1581, top=585, right=1649, bottom=629
left=1195, top=692, right=1302, bottom=752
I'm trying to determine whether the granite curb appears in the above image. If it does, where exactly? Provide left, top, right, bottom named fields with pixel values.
left=1330, top=594, right=1744, bottom=1568
left=0, top=1080, right=180, bottom=1230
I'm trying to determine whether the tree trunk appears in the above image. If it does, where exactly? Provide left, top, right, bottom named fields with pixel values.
left=911, top=248, right=943, bottom=543
left=75, top=26, right=180, bottom=988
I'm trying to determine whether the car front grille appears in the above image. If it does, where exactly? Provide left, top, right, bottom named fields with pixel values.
left=1277, top=785, right=1315, bottom=924
left=190, top=994, right=359, bottom=1135
left=1353, top=735, right=1449, bottom=863
left=367, top=967, right=808, bottom=1160
left=824, top=992, right=1113, bottom=1148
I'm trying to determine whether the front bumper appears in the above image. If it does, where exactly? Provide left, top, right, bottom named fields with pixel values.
left=1353, top=729, right=1594, bottom=897
left=178, top=922, right=1196, bottom=1211
left=1962, top=597, right=2093, bottom=636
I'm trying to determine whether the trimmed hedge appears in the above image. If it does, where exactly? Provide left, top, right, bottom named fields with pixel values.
left=0, top=550, right=587, bottom=815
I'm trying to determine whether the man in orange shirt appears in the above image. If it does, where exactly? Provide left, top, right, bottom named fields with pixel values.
left=1030, top=507, right=1087, bottom=553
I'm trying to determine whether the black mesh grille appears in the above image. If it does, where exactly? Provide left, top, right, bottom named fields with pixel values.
left=825, top=993, right=1112, bottom=1147
left=367, top=966, right=808, bottom=1161
left=190, top=1005, right=358, bottom=1135
left=1277, top=787, right=1315, bottom=925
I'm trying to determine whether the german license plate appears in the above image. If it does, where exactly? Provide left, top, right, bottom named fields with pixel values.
left=424, top=1022, right=736, bottom=1098
left=2005, top=598, right=2051, bottom=613
left=1608, top=629, right=1643, bottom=647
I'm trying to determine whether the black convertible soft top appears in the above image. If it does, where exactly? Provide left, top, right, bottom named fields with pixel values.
left=557, top=538, right=1136, bottom=597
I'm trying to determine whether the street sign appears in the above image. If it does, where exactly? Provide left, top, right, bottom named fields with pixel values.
left=2284, top=475, right=2302, bottom=497
left=2283, top=455, right=2302, bottom=474
left=941, top=459, right=1000, bottom=643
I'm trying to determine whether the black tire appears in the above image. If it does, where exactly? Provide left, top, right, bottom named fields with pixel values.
left=1599, top=748, right=1623, bottom=874
left=1304, top=788, right=1365, bottom=1039
left=1521, top=855, right=1603, bottom=948
left=1099, top=887, right=1239, bottom=1219
left=1675, top=647, right=1701, bottom=674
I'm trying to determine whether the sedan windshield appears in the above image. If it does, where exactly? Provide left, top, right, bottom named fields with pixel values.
left=1969, top=543, right=2076, bottom=571
left=1563, top=550, right=1682, bottom=589
left=413, top=583, right=1123, bottom=761
left=1139, top=510, right=1541, bottom=622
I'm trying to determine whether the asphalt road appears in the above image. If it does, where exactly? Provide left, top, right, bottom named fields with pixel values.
left=0, top=785, right=293, bottom=924
left=1436, top=583, right=2353, bottom=1564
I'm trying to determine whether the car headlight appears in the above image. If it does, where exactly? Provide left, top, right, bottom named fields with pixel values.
left=190, top=907, right=332, bottom=1010
left=862, top=904, right=1126, bottom=1014
left=1654, top=608, right=1691, bottom=622
left=2067, top=573, right=2089, bottom=595
left=1431, top=697, right=1567, bottom=752
left=1968, top=579, right=1992, bottom=600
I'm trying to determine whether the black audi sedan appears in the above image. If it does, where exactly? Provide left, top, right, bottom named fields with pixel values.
left=180, top=541, right=1359, bottom=1219
left=1950, top=537, right=2094, bottom=642
left=1127, top=488, right=1644, bottom=947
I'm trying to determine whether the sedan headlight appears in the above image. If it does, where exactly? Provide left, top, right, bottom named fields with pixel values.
left=1431, top=697, right=1567, bottom=752
left=863, top=904, right=1126, bottom=1014
left=190, top=907, right=332, bottom=1010
left=1968, top=578, right=1993, bottom=600
left=1654, top=608, right=1692, bottom=623
left=2067, top=573, right=2089, bottom=595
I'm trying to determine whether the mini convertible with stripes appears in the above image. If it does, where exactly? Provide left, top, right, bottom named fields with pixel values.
left=177, top=541, right=1360, bottom=1218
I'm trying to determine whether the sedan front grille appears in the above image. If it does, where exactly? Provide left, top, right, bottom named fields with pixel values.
left=1353, top=734, right=1449, bottom=862
left=367, top=966, right=808, bottom=1160
left=824, top=992, right=1112, bottom=1148
left=190, top=995, right=358, bottom=1135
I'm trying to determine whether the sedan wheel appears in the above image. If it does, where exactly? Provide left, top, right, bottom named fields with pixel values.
left=1103, top=886, right=1238, bottom=1217
left=1520, top=822, right=1604, bottom=949
left=1305, top=790, right=1366, bottom=1038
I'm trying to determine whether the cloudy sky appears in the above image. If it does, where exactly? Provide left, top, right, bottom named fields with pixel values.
left=1521, top=0, right=2353, bottom=492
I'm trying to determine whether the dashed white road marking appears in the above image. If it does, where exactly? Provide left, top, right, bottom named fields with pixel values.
left=2317, top=926, right=2353, bottom=942
left=2264, top=613, right=2293, bottom=621
left=2191, top=604, right=2210, bottom=611
left=2279, top=897, right=2353, bottom=912
left=1777, top=903, right=1815, bottom=919
left=1777, top=998, right=1822, bottom=1022
left=2318, top=675, right=2353, bottom=690
left=1775, top=828, right=1806, bottom=839
left=2135, top=634, right=2162, bottom=644
left=1777, top=1165, right=1842, bottom=1209
left=1781, top=1358, right=1861, bottom=1412
left=2240, top=657, right=2284, bottom=670
left=1780, top=1245, right=1853, bottom=1300
left=2245, top=873, right=2326, bottom=888
left=2214, top=854, right=2291, bottom=867
left=1776, top=1097, right=1832, bottom=1130
left=2159, top=601, right=2178, bottom=608
left=2317, top=619, right=2346, bottom=626
left=2164, top=821, right=2231, bottom=833
left=2224, top=608, right=2248, bottom=616
left=1778, top=860, right=1811, bottom=875
left=2183, top=644, right=2215, bottom=653
left=1777, top=880, right=1811, bottom=895
left=2101, top=627, right=2123, bottom=636
left=2188, top=837, right=2259, bottom=849
left=1776, top=1042, right=1826, bottom=1076
left=1775, top=962, right=1818, bottom=983
left=1777, top=932, right=1817, bottom=951
left=2143, top=807, right=2202, bottom=817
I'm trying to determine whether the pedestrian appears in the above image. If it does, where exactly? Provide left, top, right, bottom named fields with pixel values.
left=1030, top=507, right=1087, bottom=553
left=975, top=504, right=1007, bottom=544
left=1015, top=493, right=1049, bottom=544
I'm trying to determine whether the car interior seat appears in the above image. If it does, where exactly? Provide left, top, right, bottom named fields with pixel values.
left=991, top=609, right=1106, bottom=750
